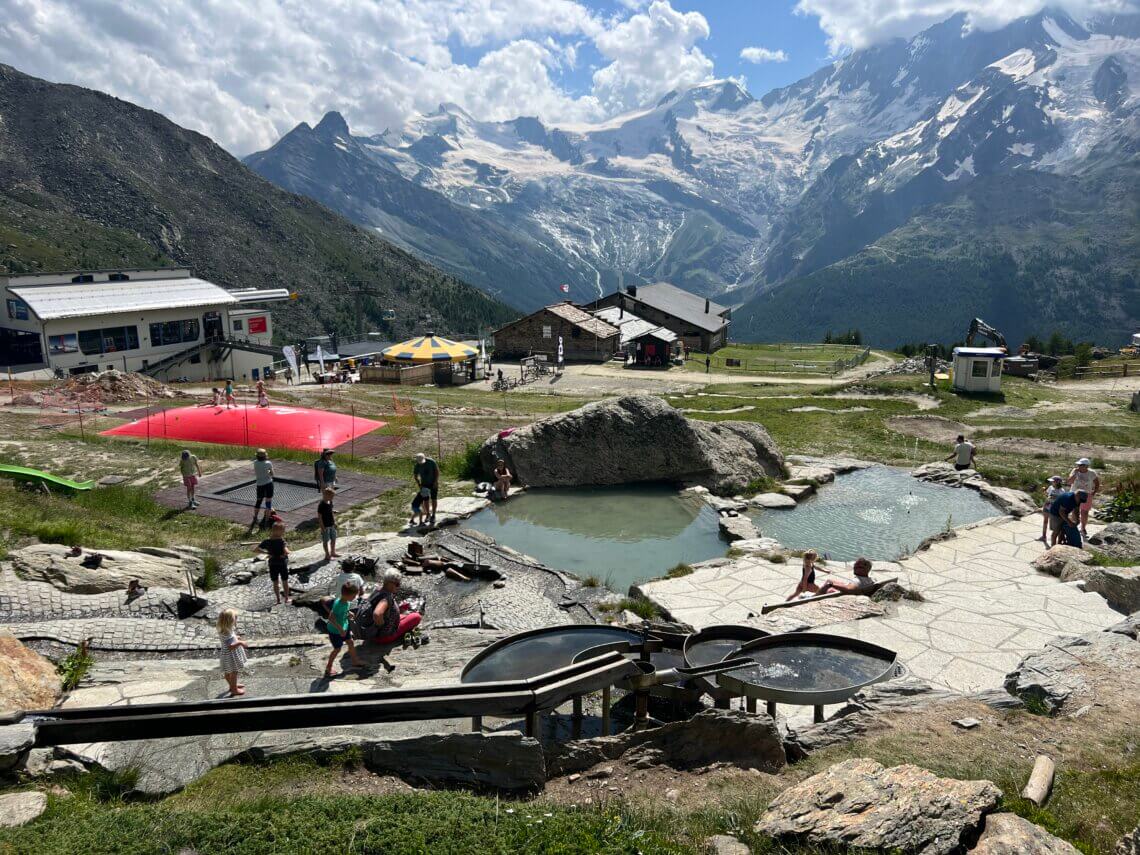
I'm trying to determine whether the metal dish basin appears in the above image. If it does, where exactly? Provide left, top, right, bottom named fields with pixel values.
left=461, top=625, right=658, bottom=684
left=716, top=632, right=898, bottom=706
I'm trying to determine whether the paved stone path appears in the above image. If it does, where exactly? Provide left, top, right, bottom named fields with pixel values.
left=640, top=516, right=1121, bottom=694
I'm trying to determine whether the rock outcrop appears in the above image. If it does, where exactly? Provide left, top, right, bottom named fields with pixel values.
left=1032, top=546, right=1093, bottom=578
left=1085, top=566, right=1140, bottom=613
left=1088, top=523, right=1140, bottom=563
left=756, top=757, right=1000, bottom=855
left=1004, top=630, right=1140, bottom=715
left=0, top=633, right=60, bottom=712
left=12, top=544, right=202, bottom=594
left=971, top=813, right=1080, bottom=854
left=1116, top=824, right=1140, bottom=854
left=0, top=723, right=36, bottom=773
left=479, top=396, right=784, bottom=494
left=911, top=462, right=1037, bottom=516
left=547, top=709, right=785, bottom=776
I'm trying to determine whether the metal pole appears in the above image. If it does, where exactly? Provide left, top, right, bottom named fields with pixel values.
left=814, top=705, right=825, bottom=724
left=435, top=385, right=442, bottom=461
left=601, top=686, right=611, bottom=736
left=746, top=697, right=757, bottom=714
left=471, top=715, right=482, bottom=733
left=766, top=700, right=776, bottom=718
left=571, top=695, right=583, bottom=739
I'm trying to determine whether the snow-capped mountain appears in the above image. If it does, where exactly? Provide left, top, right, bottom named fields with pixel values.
left=246, top=9, right=1140, bottom=341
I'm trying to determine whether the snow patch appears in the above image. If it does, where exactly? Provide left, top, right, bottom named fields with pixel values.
left=943, top=155, right=976, bottom=181
left=1008, top=143, right=1035, bottom=156
left=989, top=49, right=1037, bottom=81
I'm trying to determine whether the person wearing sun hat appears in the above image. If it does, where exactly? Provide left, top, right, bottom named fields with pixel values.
left=1040, top=475, right=1064, bottom=542
left=1066, top=458, right=1100, bottom=538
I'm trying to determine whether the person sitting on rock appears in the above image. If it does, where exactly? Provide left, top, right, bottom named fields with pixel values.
left=786, top=549, right=822, bottom=601
left=817, top=557, right=876, bottom=595
left=492, top=458, right=513, bottom=500
left=356, top=568, right=422, bottom=645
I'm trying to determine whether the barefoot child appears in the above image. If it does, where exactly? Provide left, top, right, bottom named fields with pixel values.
left=217, top=608, right=249, bottom=697
left=255, top=522, right=291, bottom=604
left=318, top=487, right=339, bottom=560
left=1041, top=475, right=1063, bottom=542
left=324, top=582, right=363, bottom=677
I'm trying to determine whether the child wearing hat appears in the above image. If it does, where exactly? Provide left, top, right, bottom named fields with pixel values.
left=1041, top=475, right=1063, bottom=542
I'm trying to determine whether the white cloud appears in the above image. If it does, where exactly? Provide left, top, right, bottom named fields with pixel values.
left=592, top=0, right=714, bottom=114
left=795, top=0, right=1137, bottom=53
left=0, top=0, right=714, bottom=154
left=740, top=46, right=789, bottom=64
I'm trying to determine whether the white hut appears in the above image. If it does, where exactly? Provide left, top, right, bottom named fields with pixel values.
left=951, top=347, right=1005, bottom=393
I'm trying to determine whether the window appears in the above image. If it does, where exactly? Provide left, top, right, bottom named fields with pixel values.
left=108, top=273, right=130, bottom=282
left=6, top=299, right=29, bottom=321
left=542, top=325, right=552, bottom=338
left=970, top=360, right=990, bottom=378
left=48, top=333, right=79, bottom=356
left=232, top=319, right=244, bottom=332
left=78, top=325, right=139, bottom=355
left=149, top=319, right=200, bottom=347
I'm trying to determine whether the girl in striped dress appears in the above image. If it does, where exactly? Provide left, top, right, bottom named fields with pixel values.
left=217, top=608, right=249, bottom=697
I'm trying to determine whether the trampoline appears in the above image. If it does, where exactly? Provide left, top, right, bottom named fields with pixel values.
left=101, top=405, right=386, bottom=452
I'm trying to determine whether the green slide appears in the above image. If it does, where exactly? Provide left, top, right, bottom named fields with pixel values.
left=0, top=463, right=94, bottom=492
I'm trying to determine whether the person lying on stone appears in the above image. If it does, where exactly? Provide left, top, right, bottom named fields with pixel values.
left=817, top=557, right=876, bottom=595
left=399, top=541, right=458, bottom=573
left=786, top=549, right=821, bottom=601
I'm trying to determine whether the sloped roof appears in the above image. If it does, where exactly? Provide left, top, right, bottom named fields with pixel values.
left=631, top=326, right=678, bottom=343
left=9, top=277, right=241, bottom=321
left=633, top=282, right=729, bottom=334
left=543, top=303, right=620, bottom=338
left=592, top=306, right=660, bottom=345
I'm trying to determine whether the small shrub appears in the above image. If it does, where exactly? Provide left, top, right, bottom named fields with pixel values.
left=441, top=442, right=483, bottom=480
left=666, top=563, right=693, bottom=579
left=743, top=476, right=778, bottom=494
left=581, top=575, right=601, bottom=588
left=90, top=766, right=139, bottom=802
left=31, top=518, right=88, bottom=546
left=1100, top=465, right=1140, bottom=524
left=58, top=641, right=95, bottom=691
left=769, top=552, right=787, bottom=563
left=1023, top=694, right=1050, bottom=716
left=200, top=556, right=222, bottom=591
left=616, top=597, right=660, bottom=620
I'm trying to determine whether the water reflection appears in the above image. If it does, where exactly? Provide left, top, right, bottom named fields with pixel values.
left=462, top=626, right=641, bottom=683
left=727, top=643, right=893, bottom=692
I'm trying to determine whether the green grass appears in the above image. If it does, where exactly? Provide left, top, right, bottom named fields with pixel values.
left=665, top=563, right=693, bottom=579
left=56, top=644, right=94, bottom=692
left=981, top=425, right=1139, bottom=447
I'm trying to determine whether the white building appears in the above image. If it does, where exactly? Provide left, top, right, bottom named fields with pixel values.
left=951, top=346, right=1005, bottom=393
left=0, top=268, right=289, bottom=381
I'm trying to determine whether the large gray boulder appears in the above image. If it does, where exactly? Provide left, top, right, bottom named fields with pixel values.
left=756, top=757, right=1000, bottom=855
left=479, top=396, right=784, bottom=494
left=547, top=709, right=785, bottom=776
left=1004, top=631, right=1140, bottom=715
left=971, top=813, right=1080, bottom=854
left=0, top=791, right=47, bottom=828
left=1032, top=546, right=1093, bottom=578
left=1088, top=523, right=1140, bottom=563
left=1085, top=566, right=1140, bottom=613
left=11, top=544, right=201, bottom=594
left=0, top=723, right=36, bottom=773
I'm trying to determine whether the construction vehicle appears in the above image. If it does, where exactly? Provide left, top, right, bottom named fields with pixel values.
left=965, top=317, right=1008, bottom=351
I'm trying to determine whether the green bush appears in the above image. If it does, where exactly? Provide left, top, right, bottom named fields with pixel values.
left=616, top=597, right=660, bottom=620
left=666, top=563, right=693, bottom=579
left=441, top=442, right=483, bottom=480
left=1100, top=465, right=1140, bottom=524
left=57, top=643, right=95, bottom=691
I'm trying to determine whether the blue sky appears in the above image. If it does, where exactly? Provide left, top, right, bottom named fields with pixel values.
left=0, top=0, right=1107, bottom=154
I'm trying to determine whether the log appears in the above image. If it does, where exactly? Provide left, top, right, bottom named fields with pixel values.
left=1021, top=755, right=1055, bottom=806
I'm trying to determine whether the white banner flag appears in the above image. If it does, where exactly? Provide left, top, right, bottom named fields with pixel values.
left=316, top=345, right=326, bottom=374
left=282, top=345, right=298, bottom=376
left=557, top=336, right=564, bottom=363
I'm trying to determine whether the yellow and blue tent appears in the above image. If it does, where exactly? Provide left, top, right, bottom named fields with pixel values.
left=381, top=333, right=478, bottom=364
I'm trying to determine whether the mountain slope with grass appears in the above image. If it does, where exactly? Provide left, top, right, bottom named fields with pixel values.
left=0, top=64, right=516, bottom=340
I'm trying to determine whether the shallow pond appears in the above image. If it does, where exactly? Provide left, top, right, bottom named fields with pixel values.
left=462, top=483, right=723, bottom=591
left=462, top=467, right=999, bottom=590
left=753, top=465, right=999, bottom=561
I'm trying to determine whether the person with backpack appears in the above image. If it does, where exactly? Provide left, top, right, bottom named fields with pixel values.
left=1047, top=489, right=1087, bottom=548
left=354, top=568, right=422, bottom=646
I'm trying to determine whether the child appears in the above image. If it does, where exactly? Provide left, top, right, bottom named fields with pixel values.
left=179, top=449, right=202, bottom=509
left=1041, top=475, right=1063, bottom=542
left=199, top=388, right=221, bottom=407
left=325, top=582, right=364, bottom=677
left=317, top=487, right=339, bottom=560
left=786, top=549, right=821, bottom=601
left=255, top=522, right=290, bottom=604
left=256, top=379, right=269, bottom=408
left=217, top=608, right=249, bottom=697
left=410, top=489, right=425, bottom=527
left=224, top=379, right=236, bottom=408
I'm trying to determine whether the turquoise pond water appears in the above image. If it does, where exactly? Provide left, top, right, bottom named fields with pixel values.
left=461, top=468, right=999, bottom=591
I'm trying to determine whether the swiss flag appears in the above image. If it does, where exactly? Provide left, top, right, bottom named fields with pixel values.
left=559, top=283, right=570, bottom=293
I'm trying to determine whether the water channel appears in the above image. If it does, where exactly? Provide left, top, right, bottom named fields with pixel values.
left=462, top=467, right=999, bottom=591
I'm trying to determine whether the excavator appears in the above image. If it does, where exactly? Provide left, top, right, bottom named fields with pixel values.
left=965, top=317, right=1008, bottom=352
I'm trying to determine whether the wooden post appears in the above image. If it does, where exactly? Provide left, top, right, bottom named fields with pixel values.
left=601, top=686, right=611, bottom=736
left=745, top=697, right=756, bottom=714
left=524, top=709, right=537, bottom=739
left=1021, top=755, right=1055, bottom=806
left=814, top=705, right=824, bottom=723
left=571, top=695, right=583, bottom=739
left=471, top=715, right=482, bottom=733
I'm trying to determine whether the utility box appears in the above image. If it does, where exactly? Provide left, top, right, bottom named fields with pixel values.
left=951, top=347, right=1005, bottom=393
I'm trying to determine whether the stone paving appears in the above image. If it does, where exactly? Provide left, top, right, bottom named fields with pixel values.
left=639, top=515, right=1122, bottom=695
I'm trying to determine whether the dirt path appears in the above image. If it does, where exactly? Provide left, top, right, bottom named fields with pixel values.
left=887, top=414, right=1140, bottom=462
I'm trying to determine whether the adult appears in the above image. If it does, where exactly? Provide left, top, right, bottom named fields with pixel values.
left=492, top=458, right=512, bottom=500
left=315, top=448, right=338, bottom=492
left=251, top=448, right=274, bottom=528
left=1067, top=458, right=1100, bottom=538
left=818, top=558, right=875, bottom=595
left=179, top=449, right=202, bottom=509
left=317, top=487, right=339, bottom=560
left=945, top=434, right=976, bottom=471
left=786, top=550, right=821, bottom=601
left=359, top=568, right=422, bottom=645
left=1048, top=489, right=1087, bottom=547
left=413, top=452, right=439, bottom=524
left=705, top=355, right=711, bottom=374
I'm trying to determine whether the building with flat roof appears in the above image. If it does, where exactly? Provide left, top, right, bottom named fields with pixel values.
left=491, top=302, right=620, bottom=363
left=1, top=268, right=289, bottom=381
left=589, top=282, right=730, bottom=352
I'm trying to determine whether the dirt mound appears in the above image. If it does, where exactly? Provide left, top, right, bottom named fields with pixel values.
left=11, top=370, right=186, bottom=407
